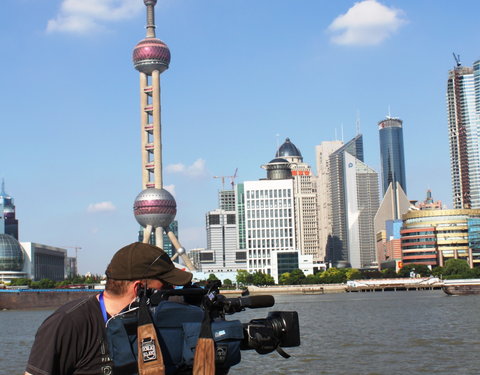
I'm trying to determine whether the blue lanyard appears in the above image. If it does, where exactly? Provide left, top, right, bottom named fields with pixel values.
left=99, top=292, right=108, bottom=323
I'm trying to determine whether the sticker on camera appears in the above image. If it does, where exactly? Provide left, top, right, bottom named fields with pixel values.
left=141, top=337, right=157, bottom=362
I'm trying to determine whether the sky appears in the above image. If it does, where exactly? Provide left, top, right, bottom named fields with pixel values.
left=1, top=0, right=479, bottom=274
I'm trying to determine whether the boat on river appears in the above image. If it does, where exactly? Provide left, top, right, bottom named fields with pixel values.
left=442, top=279, right=480, bottom=295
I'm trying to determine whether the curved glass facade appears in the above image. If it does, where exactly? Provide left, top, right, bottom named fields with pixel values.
left=0, top=234, right=24, bottom=271
left=378, top=118, right=406, bottom=195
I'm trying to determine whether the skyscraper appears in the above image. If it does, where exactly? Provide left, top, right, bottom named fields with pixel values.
left=315, top=140, right=343, bottom=261
left=275, top=138, right=320, bottom=260
left=378, top=117, right=407, bottom=196
left=447, top=58, right=480, bottom=209
left=375, top=117, right=409, bottom=267
left=329, top=135, right=379, bottom=268
left=0, top=181, right=18, bottom=240
left=202, top=209, right=244, bottom=273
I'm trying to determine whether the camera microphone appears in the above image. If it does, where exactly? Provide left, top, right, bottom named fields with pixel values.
left=225, top=295, right=275, bottom=313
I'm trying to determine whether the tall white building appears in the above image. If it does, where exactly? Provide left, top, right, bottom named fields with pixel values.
left=274, top=138, right=320, bottom=259
left=447, top=59, right=480, bottom=209
left=315, top=140, right=343, bottom=261
left=329, top=135, right=380, bottom=268
left=243, top=178, right=296, bottom=278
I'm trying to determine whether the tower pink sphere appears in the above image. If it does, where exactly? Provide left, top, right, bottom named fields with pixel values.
left=133, top=38, right=170, bottom=74
left=133, top=188, right=176, bottom=229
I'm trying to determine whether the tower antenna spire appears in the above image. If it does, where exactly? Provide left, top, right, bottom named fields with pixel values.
left=356, top=110, right=361, bottom=135
left=145, top=0, right=157, bottom=38
left=1, top=179, right=5, bottom=195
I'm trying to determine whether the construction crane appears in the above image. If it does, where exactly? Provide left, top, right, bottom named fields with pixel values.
left=453, top=52, right=461, bottom=67
left=213, top=168, right=238, bottom=190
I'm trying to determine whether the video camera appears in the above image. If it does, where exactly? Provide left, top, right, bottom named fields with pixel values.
left=147, top=280, right=301, bottom=358
left=106, top=281, right=300, bottom=375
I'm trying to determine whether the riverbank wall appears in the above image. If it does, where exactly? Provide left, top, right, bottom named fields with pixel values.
left=221, top=278, right=445, bottom=296
left=0, top=289, right=98, bottom=310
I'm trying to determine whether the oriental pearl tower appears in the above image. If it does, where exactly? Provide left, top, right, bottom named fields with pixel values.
left=132, top=0, right=195, bottom=270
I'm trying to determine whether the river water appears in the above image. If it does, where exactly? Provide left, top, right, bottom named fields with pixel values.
left=1, top=290, right=479, bottom=375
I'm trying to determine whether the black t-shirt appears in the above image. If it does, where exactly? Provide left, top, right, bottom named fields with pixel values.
left=26, top=295, right=113, bottom=375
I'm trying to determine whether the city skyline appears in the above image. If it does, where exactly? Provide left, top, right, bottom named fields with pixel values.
left=2, top=0, right=479, bottom=274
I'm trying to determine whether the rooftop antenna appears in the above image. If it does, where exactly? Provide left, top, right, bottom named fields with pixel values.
left=387, top=105, right=391, bottom=118
left=453, top=52, right=461, bottom=67
left=1, top=179, right=5, bottom=195
left=355, top=111, right=361, bottom=135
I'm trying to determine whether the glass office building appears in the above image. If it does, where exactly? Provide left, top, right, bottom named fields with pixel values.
left=329, top=135, right=379, bottom=268
left=378, top=117, right=407, bottom=196
left=447, top=61, right=480, bottom=209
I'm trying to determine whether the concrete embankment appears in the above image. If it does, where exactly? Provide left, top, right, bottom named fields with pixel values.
left=0, top=289, right=99, bottom=310
left=221, top=284, right=346, bottom=296
left=221, top=278, right=446, bottom=296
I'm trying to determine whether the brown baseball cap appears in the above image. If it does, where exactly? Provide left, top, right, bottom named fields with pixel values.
left=106, top=242, right=192, bottom=286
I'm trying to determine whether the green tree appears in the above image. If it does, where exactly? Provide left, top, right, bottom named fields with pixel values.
left=236, top=270, right=253, bottom=286
left=223, top=279, right=233, bottom=288
left=31, top=279, right=56, bottom=289
left=251, top=271, right=275, bottom=286
left=381, top=268, right=398, bottom=278
left=345, top=268, right=361, bottom=280
left=319, top=268, right=347, bottom=284
left=8, top=278, right=32, bottom=287
left=398, top=264, right=431, bottom=278
left=443, top=259, right=471, bottom=278
left=289, top=269, right=306, bottom=285
left=431, top=266, right=444, bottom=277
left=279, top=272, right=291, bottom=285
left=304, top=274, right=320, bottom=284
left=207, top=273, right=219, bottom=281
left=252, top=271, right=266, bottom=286
left=263, top=273, right=275, bottom=285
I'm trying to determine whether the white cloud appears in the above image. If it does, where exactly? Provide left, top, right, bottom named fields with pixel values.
left=328, top=0, right=406, bottom=46
left=47, top=0, right=142, bottom=34
left=87, top=201, right=116, bottom=213
left=166, top=159, right=208, bottom=178
left=166, top=163, right=186, bottom=174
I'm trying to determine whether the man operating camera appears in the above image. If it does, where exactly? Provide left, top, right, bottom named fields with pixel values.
left=25, top=242, right=192, bottom=375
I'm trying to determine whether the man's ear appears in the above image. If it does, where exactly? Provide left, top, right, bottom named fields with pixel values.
left=133, top=280, right=143, bottom=295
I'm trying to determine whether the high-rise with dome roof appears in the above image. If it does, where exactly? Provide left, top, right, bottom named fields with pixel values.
left=275, top=138, right=320, bottom=260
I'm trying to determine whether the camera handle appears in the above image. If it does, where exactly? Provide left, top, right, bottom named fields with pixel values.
left=193, top=296, right=215, bottom=375
left=137, top=295, right=166, bottom=375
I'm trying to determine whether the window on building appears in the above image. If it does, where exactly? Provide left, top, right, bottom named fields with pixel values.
left=209, top=214, right=220, bottom=225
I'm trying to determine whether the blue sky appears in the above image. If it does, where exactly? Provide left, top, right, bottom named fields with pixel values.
left=1, top=0, right=479, bottom=274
